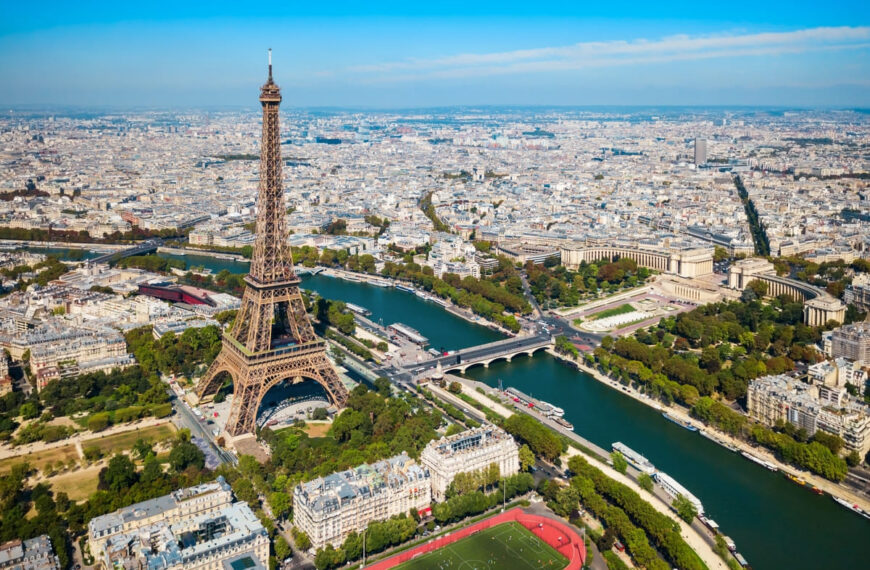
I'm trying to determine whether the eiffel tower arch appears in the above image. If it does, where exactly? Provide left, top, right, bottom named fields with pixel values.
left=196, top=52, right=348, bottom=436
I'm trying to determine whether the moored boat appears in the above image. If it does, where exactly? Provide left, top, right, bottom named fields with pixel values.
left=662, top=412, right=699, bottom=432
left=786, top=473, right=806, bottom=486
left=740, top=451, right=778, bottom=472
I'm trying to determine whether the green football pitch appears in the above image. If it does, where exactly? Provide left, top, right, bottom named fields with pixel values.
left=393, top=521, right=568, bottom=570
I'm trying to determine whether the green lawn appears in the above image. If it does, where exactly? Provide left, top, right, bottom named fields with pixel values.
left=394, top=521, right=567, bottom=570
left=82, top=423, right=176, bottom=454
left=588, top=303, right=634, bottom=320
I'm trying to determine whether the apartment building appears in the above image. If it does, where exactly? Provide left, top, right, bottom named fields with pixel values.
left=420, top=426, right=519, bottom=501
left=28, top=328, right=134, bottom=390
left=0, top=353, right=10, bottom=395
left=0, top=535, right=61, bottom=569
left=747, top=375, right=870, bottom=455
left=831, top=322, right=870, bottom=363
left=293, top=452, right=431, bottom=550
left=88, top=477, right=268, bottom=570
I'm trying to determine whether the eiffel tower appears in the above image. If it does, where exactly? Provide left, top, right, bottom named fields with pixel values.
left=196, top=52, right=349, bottom=436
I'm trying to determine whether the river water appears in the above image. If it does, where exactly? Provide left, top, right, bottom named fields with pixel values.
left=33, top=247, right=870, bottom=569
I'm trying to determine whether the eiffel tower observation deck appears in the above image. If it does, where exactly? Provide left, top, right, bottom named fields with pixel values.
left=196, top=51, right=349, bottom=437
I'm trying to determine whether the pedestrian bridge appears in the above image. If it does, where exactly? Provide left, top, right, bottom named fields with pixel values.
left=405, top=333, right=553, bottom=375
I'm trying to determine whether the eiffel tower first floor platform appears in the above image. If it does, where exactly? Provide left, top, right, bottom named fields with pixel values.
left=195, top=335, right=349, bottom=436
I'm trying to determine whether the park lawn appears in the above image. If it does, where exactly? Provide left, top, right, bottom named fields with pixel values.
left=303, top=422, right=332, bottom=438
left=48, top=465, right=102, bottom=501
left=0, top=444, right=79, bottom=474
left=394, top=521, right=567, bottom=570
left=588, top=303, right=635, bottom=320
left=81, top=423, right=176, bottom=454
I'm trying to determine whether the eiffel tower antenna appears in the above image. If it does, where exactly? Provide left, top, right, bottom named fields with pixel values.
left=196, top=53, right=348, bottom=437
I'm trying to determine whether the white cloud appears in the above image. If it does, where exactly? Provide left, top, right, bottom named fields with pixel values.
left=345, top=26, right=870, bottom=82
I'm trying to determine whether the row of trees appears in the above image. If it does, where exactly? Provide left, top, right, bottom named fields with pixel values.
left=526, top=257, right=651, bottom=307
left=503, top=414, right=563, bottom=461
left=117, top=254, right=185, bottom=273
left=567, top=455, right=708, bottom=570
left=380, top=261, right=525, bottom=332
left=124, top=325, right=222, bottom=378
left=0, top=224, right=187, bottom=244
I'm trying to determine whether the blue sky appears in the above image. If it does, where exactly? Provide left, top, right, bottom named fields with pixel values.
left=1, top=1, right=868, bottom=107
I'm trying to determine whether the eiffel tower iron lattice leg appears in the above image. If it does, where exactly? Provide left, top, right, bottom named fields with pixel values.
left=197, top=342, right=347, bottom=436
left=194, top=53, right=349, bottom=437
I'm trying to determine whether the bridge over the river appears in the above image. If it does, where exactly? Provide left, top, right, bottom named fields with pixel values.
left=90, top=240, right=161, bottom=265
left=403, top=332, right=553, bottom=375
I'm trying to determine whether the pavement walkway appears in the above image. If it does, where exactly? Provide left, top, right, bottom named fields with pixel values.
left=449, top=376, right=516, bottom=418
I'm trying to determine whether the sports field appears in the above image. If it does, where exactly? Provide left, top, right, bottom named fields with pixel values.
left=394, top=522, right=568, bottom=570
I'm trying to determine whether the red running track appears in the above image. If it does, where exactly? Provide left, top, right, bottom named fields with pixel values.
left=367, top=508, right=585, bottom=570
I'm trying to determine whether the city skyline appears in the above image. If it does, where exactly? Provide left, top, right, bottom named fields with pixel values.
left=1, top=1, right=869, bottom=107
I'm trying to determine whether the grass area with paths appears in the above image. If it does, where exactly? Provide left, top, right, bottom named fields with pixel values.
left=81, top=422, right=176, bottom=454
left=0, top=444, right=79, bottom=474
left=46, top=465, right=102, bottom=501
left=393, top=521, right=567, bottom=570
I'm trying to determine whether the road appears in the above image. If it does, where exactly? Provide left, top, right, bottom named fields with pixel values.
left=169, top=391, right=236, bottom=465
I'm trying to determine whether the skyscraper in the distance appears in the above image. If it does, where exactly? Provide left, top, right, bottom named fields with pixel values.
left=694, top=138, right=707, bottom=165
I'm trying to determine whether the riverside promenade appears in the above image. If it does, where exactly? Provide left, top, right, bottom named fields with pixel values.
left=561, top=351, right=870, bottom=514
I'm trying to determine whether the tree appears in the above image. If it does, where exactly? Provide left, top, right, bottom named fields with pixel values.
left=374, top=377, right=391, bottom=397
left=268, top=491, right=291, bottom=520
left=311, top=407, right=328, bottom=420
left=597, top=527, right=617, bottom=552
left=168, top=441, right=205, bottom=471
left=447, top=381, right=462, bottom=394
left=610, top=451, right=628, bottom=474
left=293, top=529, right=312, bottom=552
left=746, top=279, right=769, bottom=299
left=19, top=402, right=38, bottom=420
left=88, top=412, right=110, bottom=432
left=846, top=450, right=861, bottom=467
left=275, top=536, right=292, bottom=562
left=672, top=494, right=698, bottom=523
left=811, top=431, right=844, bottom=455
left=98, top=454, right=137, bottom=492
left=132, top=438, right=153, bottom=460
left=637, top=472, right=654, bottom=493
left=518, top=444, right=536, bottom=472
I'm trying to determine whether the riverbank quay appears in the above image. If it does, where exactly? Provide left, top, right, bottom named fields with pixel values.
left=549, top=349, right=870, bottom=514
left=157, top=245, right=248, bottom=262
left=0, top=239, right=124, bottom=253
left=418, top=375, right=730, bottom=570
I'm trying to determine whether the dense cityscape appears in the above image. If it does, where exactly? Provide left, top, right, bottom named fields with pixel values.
left=1, top=4, right=869, bottom=570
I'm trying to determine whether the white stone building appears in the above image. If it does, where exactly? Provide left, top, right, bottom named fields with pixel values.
left=293, top=452, right=431, bottom=550
left=420, top=426, right=519, bottom=501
